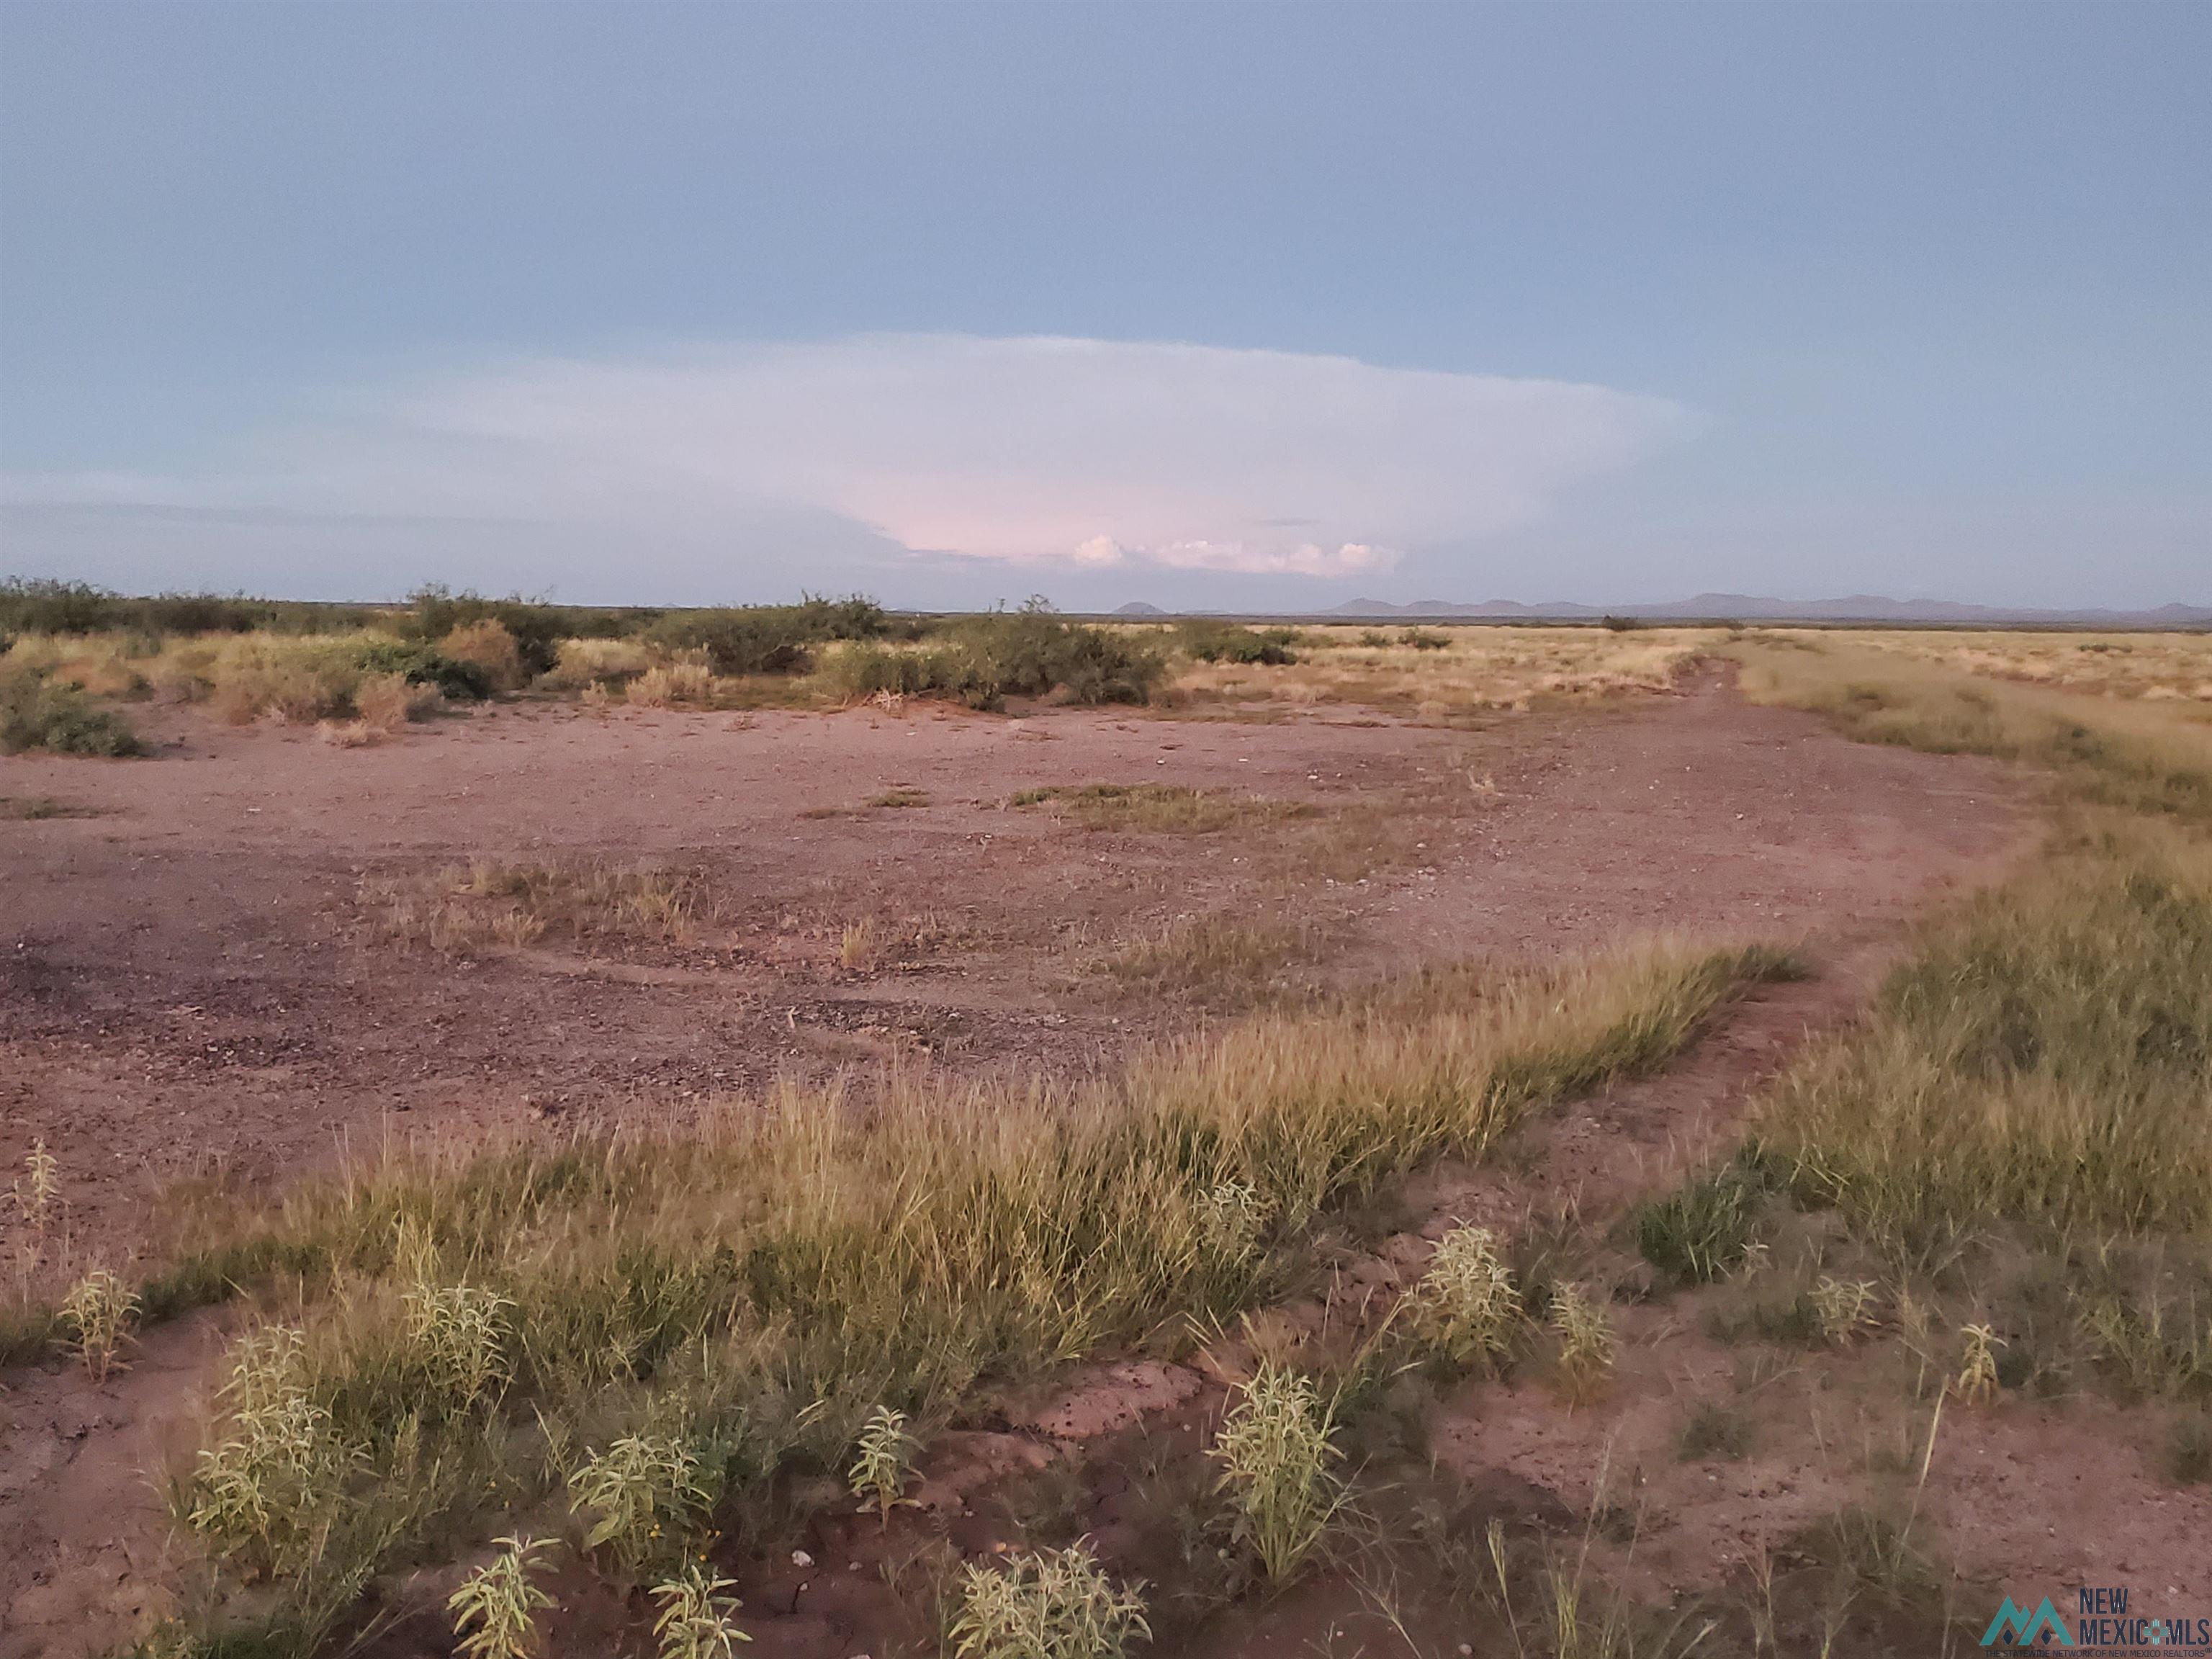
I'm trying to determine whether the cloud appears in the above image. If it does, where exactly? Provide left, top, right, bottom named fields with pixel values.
left=3, top=335, right=1691, bottom=596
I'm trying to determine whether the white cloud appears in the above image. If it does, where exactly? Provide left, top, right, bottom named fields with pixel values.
left=3, top=334, right=1691, bottom=592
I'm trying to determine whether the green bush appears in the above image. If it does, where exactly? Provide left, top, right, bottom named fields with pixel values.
left=1, top=577, right=120, bottom=635
left=827, top=603, right=1164, bottom=709
left=1175, top=620, right=1298, bottom=665
left=349, top=637, right=494, bottom=701
left=0, top=668, right=143, bottom=756
left=649, top=596, right=889, bottom=677
left=406, top=588, right=592, bottom=678
left=0, top=578, right=271, bottom=638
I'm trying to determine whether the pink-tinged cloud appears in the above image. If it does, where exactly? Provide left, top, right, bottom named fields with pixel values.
left=5, top=335, right=1694, bottom=580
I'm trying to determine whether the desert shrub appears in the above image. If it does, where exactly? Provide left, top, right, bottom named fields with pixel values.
left=438, top=620, right=529, bottom=691
left=1400, top=629, right=1449, bottom=650
left=134, top=592, right=270, bottom=634
left=409, top=655, right=495, bottom=701
left=0, top=577, right=120, bottom=635
left=194, top=633, right=462, bottom=724
left=544, top=637, right=652, bottom=689
left=1, top=580, right=286, bottom=639
left=406, top=587, right=593, bottom=677
left=819, top=640, right=999, bottom=708
left=629, top=663, right=719, bottom=707
left=649, top=595, right=888, bottom=676
left=829, top=603, right=1164, bottom=710
left=0, top=667, right=142, bottom=755
left=1175, top=620, right=1297, bottom=665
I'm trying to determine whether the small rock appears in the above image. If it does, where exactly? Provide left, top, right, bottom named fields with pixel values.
left=791, top=1549, right=814, bottom=1568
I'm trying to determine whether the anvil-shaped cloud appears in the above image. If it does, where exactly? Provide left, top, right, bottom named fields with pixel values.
left=6, top=335, right=1692, bottom=586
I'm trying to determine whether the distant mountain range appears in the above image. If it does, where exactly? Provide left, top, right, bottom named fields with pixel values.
left=1112, top=594, right=2211, bottom=626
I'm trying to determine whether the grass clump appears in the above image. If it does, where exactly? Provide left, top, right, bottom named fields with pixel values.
left=1100, top=915, right=1321, bottom=1002
left=60, top=1267, right=138, bottom=1379
left=1, top=794, right=105, bottom=819
left=1633, top=1159, right=1766, bottom=1285
left=1809, top=1276, right=1879, bottom=1346
left=1210, top=1363, right=1344, bottom=1583
left=1676, top=1398, right=1753, bottom=1462
left=367, top=858, right=706, bottom=953
left=948, top=1540, right=1149, bottom=1659
left=1015, top=782, right=1317, bottom=834
left=1758, top=832, right=2212, bottom=1244
left=1547, top=1283, right=1617, bottom=1399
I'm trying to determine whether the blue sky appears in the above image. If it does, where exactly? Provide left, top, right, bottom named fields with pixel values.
left=1, top=2, right=2205, bottom=610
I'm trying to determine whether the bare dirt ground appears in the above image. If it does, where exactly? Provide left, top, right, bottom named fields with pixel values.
left=1, top=674, right=2047, bottom=1655
left=1, top=673, right=2020, bottom=1266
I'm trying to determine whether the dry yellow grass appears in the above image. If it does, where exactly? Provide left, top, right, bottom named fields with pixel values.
left=129, top=936, right=1781, bottom=1647
left=1827, top=629, right=2212, bottom=703
left=365, top=858, right=706, bottom=953
left=437, top=620, right=527, bottom=692
left=1728, top=632, right=2212, bottom=815
left=1168, top=624, right=1718, bottom=719
left=541, top=637, right=654, bottom=690
left=625, top=662, right=719, bottom=708
left=354, top=672, right=443, bottom=732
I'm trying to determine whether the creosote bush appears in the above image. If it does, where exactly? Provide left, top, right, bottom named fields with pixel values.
left=823, top=601, right=1164, bottom=709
